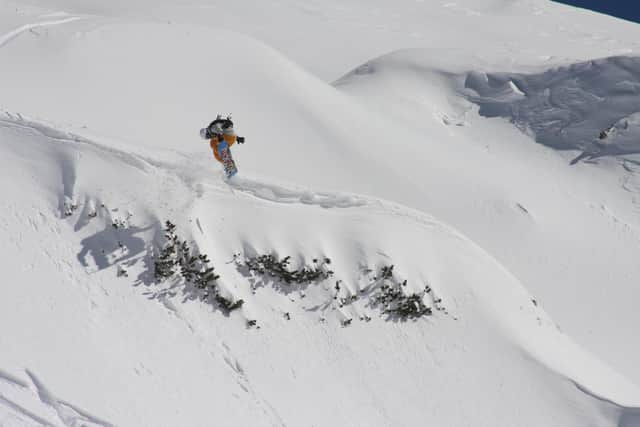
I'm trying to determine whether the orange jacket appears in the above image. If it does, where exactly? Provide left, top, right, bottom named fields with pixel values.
left=210, top=134, right=237, bottom=163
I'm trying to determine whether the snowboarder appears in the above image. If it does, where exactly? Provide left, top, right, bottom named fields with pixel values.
left=200, top=115, right=245, bottom=177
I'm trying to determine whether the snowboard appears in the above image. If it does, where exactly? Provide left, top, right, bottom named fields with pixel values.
left=218, top=140, right=238, bottom=178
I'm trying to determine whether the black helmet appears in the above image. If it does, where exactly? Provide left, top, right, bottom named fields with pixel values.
left=200, top=115, right=234, bottom=139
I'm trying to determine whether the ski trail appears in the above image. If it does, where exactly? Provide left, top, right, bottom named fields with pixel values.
left=25, top=370, right=114, bottom=427
left=221, top=343, right=287, bottom=427
left=0, top=109, right=465, bottom=241
left=0, top=109, right=431, bottom=227
left=224, top=175, right=443, bottom=232
left=0, top=369, right=112, bottom=427
left=0, top=17, right=82, bottom=49
left=227, top=176, right=368, bottom=209
left=0, top=110, right=161, bottom=172
left=0, top=393, right=59, bottom=427
left=0, top=368, right=29, bottom=389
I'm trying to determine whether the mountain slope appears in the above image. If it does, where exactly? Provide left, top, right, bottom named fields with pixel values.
left=2, top=1, right=640, bottom=426
left=1, top=110, right=638, bottom=426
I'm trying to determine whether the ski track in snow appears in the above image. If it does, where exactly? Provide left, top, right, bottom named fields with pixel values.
left=226, top=176, right=368, bottom=209
left=0, top=110, right=442, bottom=234
left=0, top=111, right=163, bottom=172
left=4, top=109, right=637, bottom=258
left=0, top=369, right=29, bottom=389
left=0, top=17, right=83, bottom=49
left=26, top=370, right=114, bottom=427
left=0, top=369, right=113, bottom=427
left=223, top=175, right=454, bottom=239
left=0, top=393, right=58, bottom=427
left=221, top=343, right=287, bottom=427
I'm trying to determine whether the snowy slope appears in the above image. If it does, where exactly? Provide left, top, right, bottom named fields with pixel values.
left=2, top=109, right=638, bottom=426
left=335, top=48, right=640, bottom=389
left=2, top=0, right=640, bottom=426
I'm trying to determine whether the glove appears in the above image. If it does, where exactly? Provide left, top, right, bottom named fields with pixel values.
left=237, top=136, right=245, bottom=144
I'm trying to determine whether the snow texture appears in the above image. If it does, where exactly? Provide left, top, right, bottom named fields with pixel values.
left=1, top=0, right=640, bottom=426
left=464, top=56, right=640, bottom=161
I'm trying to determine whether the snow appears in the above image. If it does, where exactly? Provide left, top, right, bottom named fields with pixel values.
left=1, top=0, right=640, bottom=426
left=464, top=56, right=640, bottom=160
left=0, top=16, right=80, bottom=48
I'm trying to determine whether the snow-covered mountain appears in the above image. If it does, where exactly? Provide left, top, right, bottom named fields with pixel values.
left=2, top=0, right=640, bottom=426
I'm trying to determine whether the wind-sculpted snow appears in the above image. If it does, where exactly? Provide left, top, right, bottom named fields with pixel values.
left=464, top=56, right=640, bottom=161
left=574, top=383, right=640, bottom=427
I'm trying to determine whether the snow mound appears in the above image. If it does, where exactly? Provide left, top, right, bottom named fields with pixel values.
left=463, top=56, right=640, bottom=161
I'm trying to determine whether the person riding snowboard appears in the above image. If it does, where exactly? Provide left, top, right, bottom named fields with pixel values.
left=199, top=115, right=245, bottom=163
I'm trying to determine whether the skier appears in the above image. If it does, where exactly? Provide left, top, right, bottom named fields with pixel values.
left=199, top=115, right=245, bottom=164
